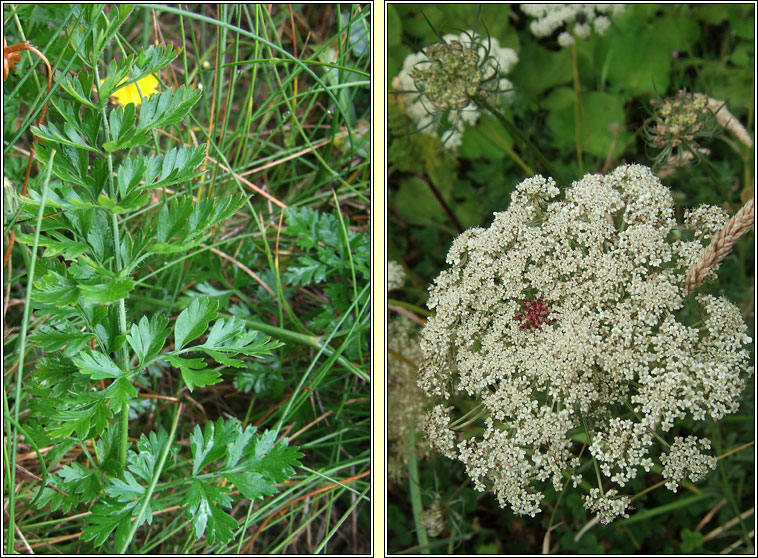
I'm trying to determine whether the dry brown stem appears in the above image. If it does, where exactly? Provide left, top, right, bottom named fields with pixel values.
left=685, top=197, right=754, bottom=293
left=694, top=93, right=754, bottom=148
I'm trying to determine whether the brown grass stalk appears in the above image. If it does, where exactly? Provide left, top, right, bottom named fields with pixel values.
left=685, top=197, right=754, bottom=293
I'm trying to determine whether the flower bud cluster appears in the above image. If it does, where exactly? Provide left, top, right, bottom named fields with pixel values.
left=418, top=164, right=752, bottom=523
left=648, top=89, right=716, bottom=150
left=393, top=31, right=518, bottom=149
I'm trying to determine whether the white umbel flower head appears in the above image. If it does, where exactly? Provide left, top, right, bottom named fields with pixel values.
left=418, top=163, right=752, bottom=522
left=522, top=4, right=625, bottom=46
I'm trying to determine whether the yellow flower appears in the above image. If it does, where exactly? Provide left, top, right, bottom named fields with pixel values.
left=103, top=74, right=160, bottom=106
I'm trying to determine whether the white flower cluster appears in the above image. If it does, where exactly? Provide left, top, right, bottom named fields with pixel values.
left=685, top=204, right=729, bottom=241
left=388, top=260, right=407, bottom=291
left=418, top=164, right=752, bottom=523
left=583, top=488, right=631, bottom=525
left=660, top=436, right=718, bottom=492
left=388, top=315, right=430, bottom=478
left=521, top=4, right=625, bottom=47
left=393, top=31, right=518, bottom=149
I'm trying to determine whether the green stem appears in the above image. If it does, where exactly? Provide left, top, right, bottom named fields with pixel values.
left=474, top=96, right=565, bottom=185
left=94, top=64, right=131, bottom=468
left=570, top=40, right=584, bottom=174
left=407, top=429, right=430, bottom=553
left=5, top=149, right=55, bottom=554
left=119, top=401, right=183, bottom=553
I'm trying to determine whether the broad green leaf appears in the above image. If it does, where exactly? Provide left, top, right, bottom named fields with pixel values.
left=126, top=314, right=170, bottom=365
left=73, top=350, right=123, bottom=379
left=165, top=354, right=220, bottom=392
left=174, top=298, right=219, bottom=350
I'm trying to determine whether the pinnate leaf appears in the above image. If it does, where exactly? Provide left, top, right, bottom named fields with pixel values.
left=181, top=418, right=302, bottom=545
left=32, top=121, right=102, bottom=154
left=82, top=499, right=136, bottom=549
left=79, top=277, right=135, bottom=304
left=189, top=418, right=239, bottom=475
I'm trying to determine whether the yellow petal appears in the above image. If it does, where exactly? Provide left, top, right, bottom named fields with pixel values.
left=102, top=74, right=160, bottom=106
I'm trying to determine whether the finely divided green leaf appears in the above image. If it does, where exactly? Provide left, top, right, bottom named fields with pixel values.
left=32, top=122, right=101, bottom=154
left=137, top=85, right=202, bottom=131
left=105, top=470, right=145, bottom=502
left=126, top=314, right=170, bottom=365
left=29, top=323, right=94, bottom=357
left=15, top=230, right=89, bottom=260
left=189, top=419, right=239, bottom=475
left=104, top=376, right=138, bottom=409
left=33, top=270, right=80, bottom=306
left=48, top=398, right=112, bottom=439
left=82, top=499, right=136, bottom=549
left=73, top=350, right=123, bottom=379
left=79, top=277, right=135, bottom=304
left=153, top=195, right=246, bottom=253
left=183, top=479, right=236, bottom=545
left=165, top=354, right=220, bottom=392
left=174, top=298, right=219, bottom=350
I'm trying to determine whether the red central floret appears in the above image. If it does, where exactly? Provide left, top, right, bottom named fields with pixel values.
left=515, top=296, right=555, bottom=330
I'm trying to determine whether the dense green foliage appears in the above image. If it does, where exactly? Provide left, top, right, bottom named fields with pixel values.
left=4, top=4, right=369, bottom=553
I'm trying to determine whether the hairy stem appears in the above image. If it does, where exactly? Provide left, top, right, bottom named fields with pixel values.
left=94, top=64, right=131, bottom=468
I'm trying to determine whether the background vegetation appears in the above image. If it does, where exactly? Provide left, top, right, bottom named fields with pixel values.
left=388, top=4, right=754, bottom=554
left=4, top=4, right=369, bottom=553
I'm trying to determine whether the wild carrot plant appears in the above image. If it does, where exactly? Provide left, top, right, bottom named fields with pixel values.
left=389, top=4, right=753, bottom=554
